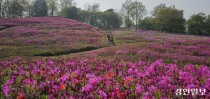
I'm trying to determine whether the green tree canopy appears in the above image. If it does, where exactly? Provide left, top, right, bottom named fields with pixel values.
left=138, top=17, right=154, bottom=30
left=187, top=12, right=208, bottom=35
left=66, top=6, right=78, bottom=20
left=130, top=1, right=147, bottom=30
left=206, top=15, right=210, bottom=35
left=9, top=0, right=24, bottom=18
left=121, top=0, right=133, bottom=28
left=152, top=5, right=185, bottom=33
left=46, top=0, right=57, bottom=16
left=33, top=0, right=48, bottom=17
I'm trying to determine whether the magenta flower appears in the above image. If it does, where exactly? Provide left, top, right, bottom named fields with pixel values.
left=22, top=78, right=36, bottom=85
left=128, top=68, right=133, bottom=74
left=149, top=85, right=157, bottom=94
left=186, top=84, right=196, bottom=89
left=3, top=77, right=15, bottom=97
left=138, top=61, right=146, bottom=66
left=179, top=71, right=189, bottom=79
left=46, top=60, right=54, bottom=65
left=88, top=77, right=103, bottom=86
left=66, top=61, right=75, bottom=66
left=136, top=84, right=143, bottom=93
left=205, top=78, right=210, bottom=90
left=200, top=66, right=210, bottom=77
left=58, top=73, right=70, bottom=82
left=3, top=85, right=9, bottom=97
left=98, top=90, right=107, bottom=99
left=86, top=73, right=96, bottom=78
left=52, top=85, right=60, bottom=91
left=82, top=84, right=93, bottom=92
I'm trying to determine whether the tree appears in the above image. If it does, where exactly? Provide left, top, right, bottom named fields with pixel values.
left=121, top=0, right=133, bottom=28
left=138, top=17, right=154, bottom=30
left=59, top=0, right=75, bottom=16
left=22, top=0, right=34, bottom=17
left=77, top=7, right=122, bottom=29
left=80, top=3, right=101, bottom=27
left=130, top=1, right=147, bottom=30
left=46, top=0, right=57, bottom=16
left=33, top=0, right=48, bottom=17
left=84, top=3, right=100, bottom=12
left=66, top=6, right=78, bottom=20
left=0, top=0, right=2, bottom=18
left=2, top=0, right=11, bottom=18
left=206, top=15, right=210, bottom=36
left=124, top=18, right=134, bottom=27
left=187, top=12, right=206, bottom=35
left=19, top=0, right=30, bottom=17
left=153, top=5, right=185, bottom=33
left=9, top=0, right=24, bottom=18
left=102, top=9, right=122, bottom=29
left=78, top=10, right=90, bottom=23
left=151, top=3, right=166, bottom=17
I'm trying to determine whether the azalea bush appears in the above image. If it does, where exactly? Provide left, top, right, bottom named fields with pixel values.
left=0, top=17, right=107, bottom=59
left=0, top=18, right=210, bottom=98
left=0, top=57, right=209, bottom=98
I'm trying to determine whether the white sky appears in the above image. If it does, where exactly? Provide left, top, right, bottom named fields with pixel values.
left=75, top=0, right=210, bottom=19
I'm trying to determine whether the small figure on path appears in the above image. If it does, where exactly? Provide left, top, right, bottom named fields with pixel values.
left=107, top=32, right=115, bottom=46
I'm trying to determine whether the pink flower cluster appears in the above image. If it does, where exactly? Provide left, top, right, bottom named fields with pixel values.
left=0, top=57, right=209, bottom=98
left=0, top=17, right=107, bottom=52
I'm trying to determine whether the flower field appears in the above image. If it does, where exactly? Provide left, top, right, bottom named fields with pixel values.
left=0, top=56, right=209, bottom=98
left=0, top=17, right=107, bottom=59
left=0, top=18, right=210, bottom=98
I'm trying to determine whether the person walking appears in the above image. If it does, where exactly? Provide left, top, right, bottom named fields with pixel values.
left=107, top=32, right=115, bottom=46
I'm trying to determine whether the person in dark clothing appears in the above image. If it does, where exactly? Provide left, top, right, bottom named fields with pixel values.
left=107, top=32, right=115, bottom=46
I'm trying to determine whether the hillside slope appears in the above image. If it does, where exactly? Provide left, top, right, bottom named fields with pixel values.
left=0, top=17, right=107, bottom=58
left=0, top=29, right=210, bottom=98
left=59, top=29, right=210, bottom=66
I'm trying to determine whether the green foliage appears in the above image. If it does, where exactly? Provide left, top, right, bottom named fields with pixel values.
left=124, top=18, right=134, bottom=27
left=65, top=6, right=78, bottom=20
left=187, top=12, right=209, bottom=36
left=151, top=3, right=166, bottom=17
left=1, top=0, right=10, bottom=18
left=138, top=17, right=154, bottom=30
left=47, top=0, right=57, bottom=16
left=77, top=8, right=122, bottom=29
left=33, top=0, right=48, bottom=17
left=33, top=46, right=99, bottom=56
left=0, top=0, right=2, bottom=18
left=8, top=0, right=24, bottom=17
left=84, top=3, right=100, bottom=12
left=153, top=6, right=186, bottom=33
left=130, top=1, right=147, bottom=30
left=59, top=0, right=75, bottom=16
left=102, top=9, right=122, bottom=28
left=121, top=0, right=133, bottom=28
left=206, top=15, right=210, bottom=35
left=155, top=90, right=162, bottom=99
left=139, top=4, right=186, bottom=33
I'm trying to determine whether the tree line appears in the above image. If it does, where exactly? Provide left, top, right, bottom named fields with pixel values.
left=0, top=0, right=209, bottom=35
left=138, top=3, right=210, bottom=36
left=0, top=0, right=122, bottom=29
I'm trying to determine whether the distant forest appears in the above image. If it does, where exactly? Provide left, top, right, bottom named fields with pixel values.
left=0, top=0, right=209, bottom=36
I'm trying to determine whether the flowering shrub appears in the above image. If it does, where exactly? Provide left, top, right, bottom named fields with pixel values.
left=0, top=18, right=210, bottom=98
left=0, top=57, right=209, bottom=98
left=0, top=17, right=107, bottom=58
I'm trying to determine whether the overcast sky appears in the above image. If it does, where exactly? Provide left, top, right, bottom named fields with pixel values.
left=75, top=0, right=210, bottom=19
